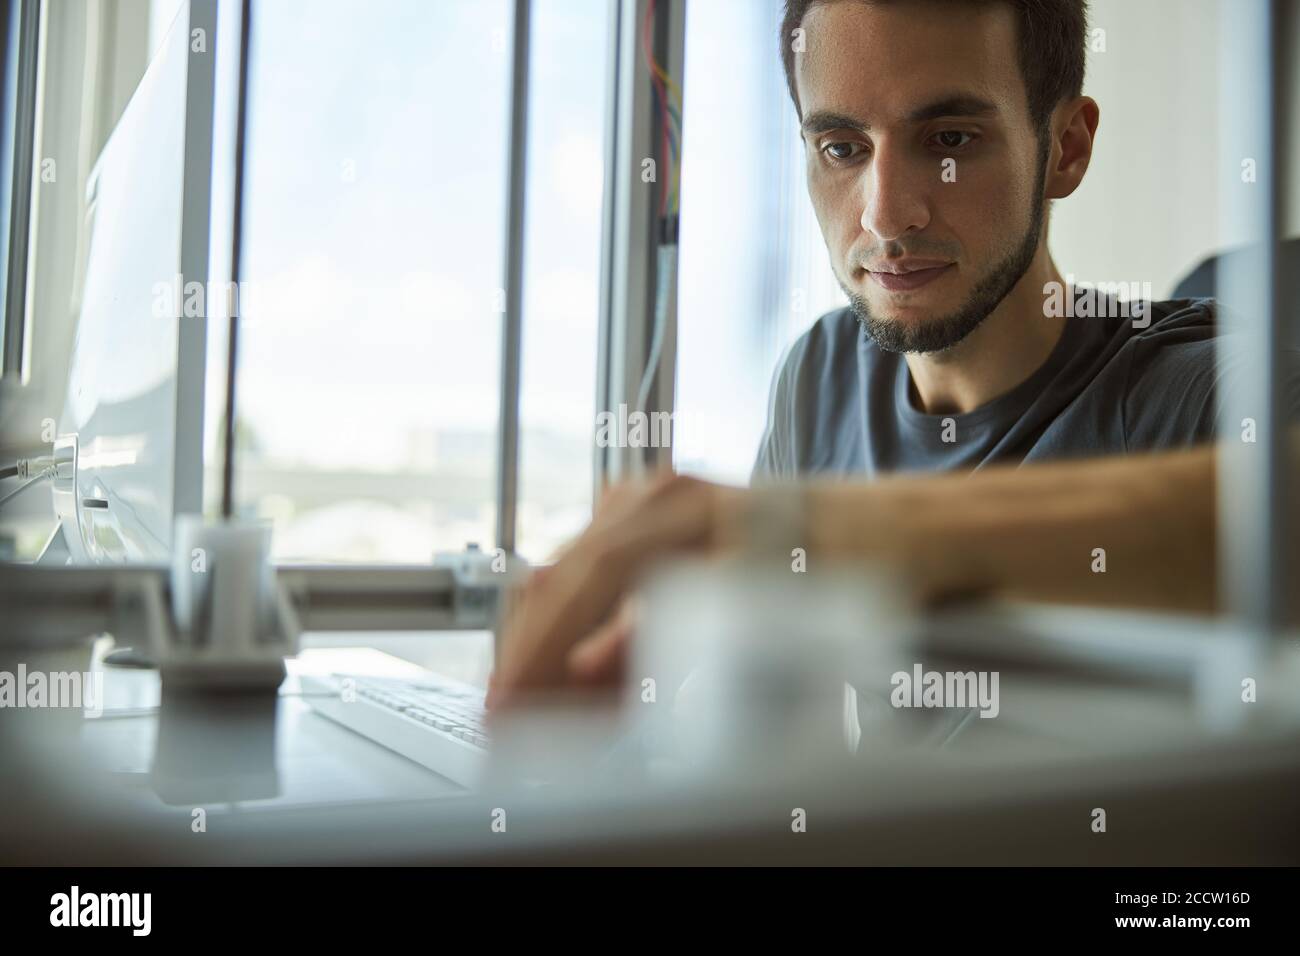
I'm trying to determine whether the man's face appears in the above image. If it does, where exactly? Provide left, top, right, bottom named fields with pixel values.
left=796, top=0, right=1048, bottom=353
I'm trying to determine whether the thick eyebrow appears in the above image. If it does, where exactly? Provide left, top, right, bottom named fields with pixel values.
left=801, top=110, right=867, bottom=137
left=906, top=95, right=1000, bottom=123
left=801, top=95, right=1000, bottom=138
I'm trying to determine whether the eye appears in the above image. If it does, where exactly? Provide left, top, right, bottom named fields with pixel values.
left=822, top=141, right=865, bottom=163
left=930, top=130, right=975, bottom=150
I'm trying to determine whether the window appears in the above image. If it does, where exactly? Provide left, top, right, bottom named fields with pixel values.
left=222, top=0, right=609, bottom=564
left=516, top=0, right=609, bottom=560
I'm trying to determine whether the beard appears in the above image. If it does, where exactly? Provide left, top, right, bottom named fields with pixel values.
left=844, top=144, right=1049, bottom=355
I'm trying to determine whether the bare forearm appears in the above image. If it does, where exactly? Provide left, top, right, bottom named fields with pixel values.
left=493, top=445, right=1243, bottom=704
left=802, top=445, right=1219, bottom=612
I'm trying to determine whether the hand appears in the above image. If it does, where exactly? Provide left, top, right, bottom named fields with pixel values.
left=485, top=471, right=742, bottom=711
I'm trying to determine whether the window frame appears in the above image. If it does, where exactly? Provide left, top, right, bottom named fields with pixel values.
left=217, top=0, right=685, bottom=558
left=0, top=0, right=41, bottom=385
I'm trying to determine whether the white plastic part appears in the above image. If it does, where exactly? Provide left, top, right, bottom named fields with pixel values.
left=631, top=559, right=911, bottom=776
left=156, top=516, right=299, bottom=689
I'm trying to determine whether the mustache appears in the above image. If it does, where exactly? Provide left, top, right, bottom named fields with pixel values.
left=852, top=238, right=961, bottom=267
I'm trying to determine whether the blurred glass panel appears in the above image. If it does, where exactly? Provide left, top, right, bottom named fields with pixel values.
left=673, top=0, right=844, bottom=485
left=0, top=0, right=161, bottom=561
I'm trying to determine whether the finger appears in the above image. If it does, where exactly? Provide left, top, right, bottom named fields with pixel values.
left=492, top=486, right=712, bottom=702
left=497, top=563, right=552, bottom=636
left=567, top=604, right=634, bottom=686
left=488, top=568, right=552, bottom=710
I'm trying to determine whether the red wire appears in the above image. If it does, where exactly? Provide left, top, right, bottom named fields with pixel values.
left=643, top=0, right=673, bottom=217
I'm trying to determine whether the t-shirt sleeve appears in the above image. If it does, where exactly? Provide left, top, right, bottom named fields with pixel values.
left=1210, top=345, right=1300, bottom=434
left=750, top=342, right=799, bottom=483
left=1120, top=337, right=1219, bottom=449
left=1121, top=300, right=1300, bottom=449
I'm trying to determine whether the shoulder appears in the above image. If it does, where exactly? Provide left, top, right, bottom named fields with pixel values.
left=1118, top=298, right=1222, bottom=447
left=780, top=306, right=861, bottom=374
left=1120, top=296, right=1300, bottom=440
left=770, top=306, right=864, bottom=406
left=1118, top=297, right=1217, bottom=376
left=752, top=307, right=860, bottom=482
left=1130, top=296, right=1217, bottom=341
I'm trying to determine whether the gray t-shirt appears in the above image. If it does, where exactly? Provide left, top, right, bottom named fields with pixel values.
left=752, top=297, right=1297, bottom=480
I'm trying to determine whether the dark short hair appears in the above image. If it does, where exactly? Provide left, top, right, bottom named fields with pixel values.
left=779, top=0, right=1088, bottom=132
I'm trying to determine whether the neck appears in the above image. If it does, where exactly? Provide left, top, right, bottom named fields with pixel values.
left=904, top=246, right=1066, bottom=415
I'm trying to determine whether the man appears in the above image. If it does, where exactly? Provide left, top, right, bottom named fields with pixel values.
left=484, top=0, right=1289, bottom=709
left=757, top=0, right=1224, bottom=479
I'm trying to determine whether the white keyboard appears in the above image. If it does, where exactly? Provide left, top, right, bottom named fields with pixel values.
left=300, top=672, right=489, bottom=788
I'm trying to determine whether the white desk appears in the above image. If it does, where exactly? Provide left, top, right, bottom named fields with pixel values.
left=6, top=621, right=1300, bottom=864
left=79, top=640, right=491, bottom=812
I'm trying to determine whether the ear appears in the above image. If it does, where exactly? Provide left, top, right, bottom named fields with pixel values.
left=1044, top=96, right=1099, bottom=201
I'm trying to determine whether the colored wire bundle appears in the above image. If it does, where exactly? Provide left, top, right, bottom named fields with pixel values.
left=642, top=0, right=682, bottom=222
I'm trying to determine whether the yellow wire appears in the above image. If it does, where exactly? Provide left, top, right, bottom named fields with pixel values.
left=644, top=14, right=683, bottom=213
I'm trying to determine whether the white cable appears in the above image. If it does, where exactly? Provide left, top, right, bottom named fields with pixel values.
left=636, top=242, right=679, bottom=419
left=16, top=455, right=55, bottom=480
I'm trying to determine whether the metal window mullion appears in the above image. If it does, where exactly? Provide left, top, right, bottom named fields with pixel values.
left=1215, top=0, right=1290, bottom=638
left=593, top=0, right=684, bottom=492
left=495, top=0, right=531, bottom=555
left=2, top=0, right=41, bottom=382
left=221, top=0, right=252, bottom=520
left=173, top=0, right=219, bottom=523
left=593, top=0, right=623, bottom=501
left=1273, top=0, right=1297, bottom=627
left=644, top=0, right=685, bottom=472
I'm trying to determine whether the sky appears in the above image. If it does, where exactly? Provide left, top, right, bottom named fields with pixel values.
left=236, top=0, right=606, bottom=462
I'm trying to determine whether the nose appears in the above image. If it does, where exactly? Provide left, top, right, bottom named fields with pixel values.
left=859, top=143, right=931, bottom=242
